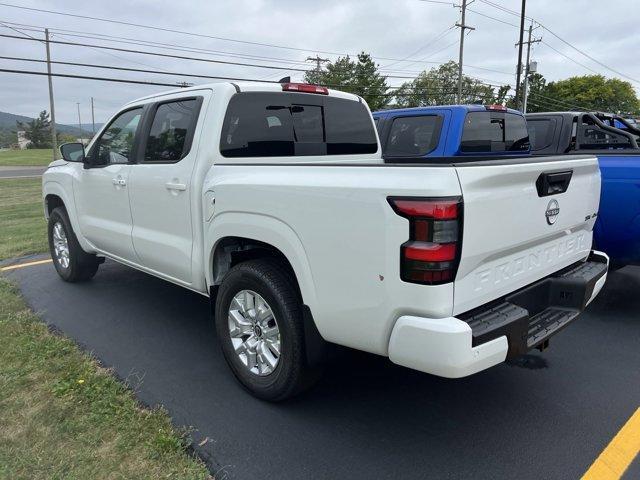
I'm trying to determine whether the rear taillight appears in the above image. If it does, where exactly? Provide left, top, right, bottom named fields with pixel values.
left=282, top=83, right=329, bottom=95
left=388, top=197, right=463, bottom=285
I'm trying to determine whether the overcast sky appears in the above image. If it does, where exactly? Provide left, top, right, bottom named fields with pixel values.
left=1, top=0, right=639, bottom=125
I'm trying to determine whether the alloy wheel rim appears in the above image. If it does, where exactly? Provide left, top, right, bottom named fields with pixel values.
left=52, top=222, right=70, bottom=269
left=228, top=290, right=281, bottom=376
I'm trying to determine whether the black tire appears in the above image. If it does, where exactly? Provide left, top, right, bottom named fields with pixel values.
left=48, top=206, right=100, bottom=282
left=214, top=258, right=321, bottom=401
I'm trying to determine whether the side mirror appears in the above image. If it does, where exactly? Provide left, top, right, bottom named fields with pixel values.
left=59, top=142, right=86, bottom=163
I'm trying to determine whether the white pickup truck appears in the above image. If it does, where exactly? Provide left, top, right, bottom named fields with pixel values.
left=43, top=82, right=608, bottom=401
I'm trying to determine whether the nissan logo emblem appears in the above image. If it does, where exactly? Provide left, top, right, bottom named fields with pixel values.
left=545, top=199, right=560, bottom=225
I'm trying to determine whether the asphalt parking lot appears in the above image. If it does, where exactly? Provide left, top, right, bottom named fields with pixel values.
left=6, top=258, right=640, bottom=480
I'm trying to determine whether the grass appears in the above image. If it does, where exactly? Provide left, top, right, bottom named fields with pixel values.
left=0, top=149, right=54, bottom=167
left=0, top=178, right=48, bottom=261
left=0, top=179, right=212, bottom=478
left=0, top=278, right=211, bottom=479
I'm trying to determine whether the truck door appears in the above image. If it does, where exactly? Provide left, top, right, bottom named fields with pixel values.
left=128, top=95, right=205, bottom=285
left=73, top=107, right=143, bottom=262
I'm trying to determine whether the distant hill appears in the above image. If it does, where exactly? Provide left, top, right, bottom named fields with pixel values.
left=0, top=111, right=98, bottom=137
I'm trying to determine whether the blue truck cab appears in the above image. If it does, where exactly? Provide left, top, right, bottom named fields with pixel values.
left=526, top=111, right=640, bottom=268
left=373, top=104, right=531, bottom=158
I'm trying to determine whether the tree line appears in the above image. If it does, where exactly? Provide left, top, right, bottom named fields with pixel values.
left=304, top=52, right=640, bottom=115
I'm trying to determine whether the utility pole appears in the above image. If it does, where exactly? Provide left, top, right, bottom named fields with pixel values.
left=90, top=97, right=96, bottom=136
left=44, top=28, right=57, bottom=160
left=306, top=55, right=330, bottom=83
left=76, top=102, right=83, bottom=144
left=517, top=22, right=541, bottom=113
left=456, top=0, right=475, bottom=104
left=514, top=0, right=527, bottom=110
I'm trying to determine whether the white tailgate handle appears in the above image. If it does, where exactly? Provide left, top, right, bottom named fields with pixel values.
left=165, top=181, right=187, bottom=191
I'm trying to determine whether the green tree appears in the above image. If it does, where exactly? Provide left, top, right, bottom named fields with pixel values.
left=17, top=110, right=52, bottom=148
left=543, top=75, right=639, bottom=114
left=393, top=61, right=510, bottom=108
left=304, top=52, right=390, bottom=111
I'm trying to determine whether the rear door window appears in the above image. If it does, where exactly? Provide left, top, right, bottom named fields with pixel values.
left=384, top=115, right=443, bottom=157
left=220, top=92, right=377, bottom=157
left=144, top=98, right=201, bottom=163
left=461, top=111, right=530, bottom=153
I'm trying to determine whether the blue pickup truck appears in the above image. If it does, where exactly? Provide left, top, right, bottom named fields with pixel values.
left=373, top=104, right=531, bottom=158
left=526, top=111, right=640, bottom=268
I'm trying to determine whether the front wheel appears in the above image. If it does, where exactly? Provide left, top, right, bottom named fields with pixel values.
left=48, top=207, right=100, bottom=282
left=214, top=258, right=321, bottom=401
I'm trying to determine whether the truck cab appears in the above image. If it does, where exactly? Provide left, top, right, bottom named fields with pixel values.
left=373, top=104, right=530, bottom=158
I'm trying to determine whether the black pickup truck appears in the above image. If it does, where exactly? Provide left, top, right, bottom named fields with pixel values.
left=526, top=111, right=640, bottom=268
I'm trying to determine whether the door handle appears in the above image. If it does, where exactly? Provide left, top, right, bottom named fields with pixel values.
left=112, top=177, right=126, bottom=187
left=165, top=181, right=187, bottom=191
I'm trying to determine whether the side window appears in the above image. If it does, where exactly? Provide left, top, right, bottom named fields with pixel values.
left=91, top=108, right=142, bottom=166
left=385, top=115, right=442, bottom=156
left=527, top=118, right=557, bottom=152
left=144, top=99, right=199, bottom=163
left=461, top=112, right=529, bottom=153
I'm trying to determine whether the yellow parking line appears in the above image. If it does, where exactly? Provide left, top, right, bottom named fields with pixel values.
left=582, top=408, right=640, bottom=480
left=0, top=258, right=53, bottom=271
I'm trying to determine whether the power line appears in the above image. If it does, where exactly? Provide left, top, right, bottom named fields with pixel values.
left=0, top=32, right=313, bottom=73
left=476, top=0, right=640, bottom=84
left=0, top=67, right=192, bottom=87
left=0, top=18, right=509, bottom=80
left=466, top=8, right=519, bottom=28
left=535, top=23, right=640, bottom=84
left=539, top=40, right=599, bottom=75
left=380, top=25, right=455, bottom=70
left=0, top=66, right=506, bottom=100
left=0, top=2, right=352, bottom=57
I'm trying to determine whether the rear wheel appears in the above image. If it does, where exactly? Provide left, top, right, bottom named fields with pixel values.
left=48, top=207, right=100, bottom=282
left=215, top=258, right=321, bottom=401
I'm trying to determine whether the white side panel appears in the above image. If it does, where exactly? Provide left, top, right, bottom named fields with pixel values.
left=453, top=156, right=601, bottom=315
left=206, top=164, right=462, bottom=355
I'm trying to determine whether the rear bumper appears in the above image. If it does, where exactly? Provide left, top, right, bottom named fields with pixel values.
left=388, top=250, right=609, bottom=378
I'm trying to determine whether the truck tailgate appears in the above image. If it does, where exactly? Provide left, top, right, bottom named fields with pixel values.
left=453, top=155, right=601, bottom=315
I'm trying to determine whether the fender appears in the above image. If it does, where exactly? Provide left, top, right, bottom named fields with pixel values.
left=205, top=211, right=318, bottom=314
left=42, top=179, right=95, bottom=253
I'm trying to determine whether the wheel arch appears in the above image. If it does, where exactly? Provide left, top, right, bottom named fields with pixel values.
left=42, top=180, right=94, bottom=252
left=206, top=212, right=318, bottom=313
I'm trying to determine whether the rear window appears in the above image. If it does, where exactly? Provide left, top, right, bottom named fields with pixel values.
left=527, top=118, right=557, bottom=152
left=460, top=111, right=530, bottom=153
left=384, top=115, right=443, bottom=157
left=220, top=92, right=378, bottom=157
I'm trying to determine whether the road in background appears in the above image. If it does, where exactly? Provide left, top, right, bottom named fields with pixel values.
left=7, top=260, right=640, bottom=480
left=0, top=166, right=47, bottom=178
